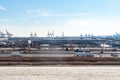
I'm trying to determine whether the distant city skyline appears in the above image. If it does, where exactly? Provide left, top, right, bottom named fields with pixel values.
left=0, top=0, right=120, bottom=37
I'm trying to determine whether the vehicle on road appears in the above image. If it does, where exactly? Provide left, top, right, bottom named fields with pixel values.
left=74, top=49, right=94, bottom=57
left=11, top=52, right=21, bottom=57
left=111, top=53, right=119, bottom=57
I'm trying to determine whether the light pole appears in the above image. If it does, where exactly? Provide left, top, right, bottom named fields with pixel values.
left=28, top=39, right=31, bottom=53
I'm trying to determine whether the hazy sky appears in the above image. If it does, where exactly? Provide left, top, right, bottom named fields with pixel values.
left=0, top=0, right=120, bottom=37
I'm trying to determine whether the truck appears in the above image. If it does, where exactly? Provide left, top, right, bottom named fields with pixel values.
left=11, top=52, right=21, bottom=57
left=74, top=49, right=94, bottom=57
left=111, top=53, right=119, bottom=57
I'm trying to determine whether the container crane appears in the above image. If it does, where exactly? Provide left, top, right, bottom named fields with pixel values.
left=6, top=30, right=13, bottom=37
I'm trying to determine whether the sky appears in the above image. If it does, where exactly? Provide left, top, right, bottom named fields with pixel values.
left=0, top=0, right=120, bottom=37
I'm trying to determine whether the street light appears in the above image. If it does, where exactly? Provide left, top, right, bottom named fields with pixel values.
left=28, top=39, right=31, bottom=53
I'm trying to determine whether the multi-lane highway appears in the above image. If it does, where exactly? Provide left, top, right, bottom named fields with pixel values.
left=0, top=51, right=119, bottom=57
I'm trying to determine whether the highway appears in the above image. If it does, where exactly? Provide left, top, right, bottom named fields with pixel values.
left=0, top=51, right=119, bottom=57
